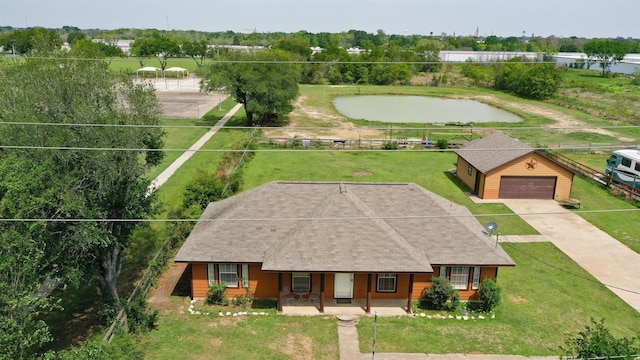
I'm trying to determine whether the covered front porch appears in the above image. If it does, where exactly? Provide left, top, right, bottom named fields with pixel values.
left=281, top=298, right=410, bottom=316
left=276, top=272, right=418, bottom=315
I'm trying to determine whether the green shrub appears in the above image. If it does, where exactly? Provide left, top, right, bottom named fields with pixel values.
left=561, top=318, right=640, bottom=359
left=382, top=141, right=398, bottom=150
left=125, top=294, right=158, bottom=334
left=479, top=278, right=501, bottom=312
left=436, top=139, right=449, bottom=149
left=420, top=277, right=458, bottom=310
left=206, top=282, right=228, bottom=306
left=182, top=169, right=226, bottom=210
left=232, top=295, right=250, bottom=307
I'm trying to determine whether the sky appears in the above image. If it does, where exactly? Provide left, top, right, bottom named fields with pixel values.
left=2, top=0, right=639, bottom=39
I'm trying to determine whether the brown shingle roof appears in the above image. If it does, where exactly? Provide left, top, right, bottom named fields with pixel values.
left=455, top=132, right=533, bottom=173
left=174, top=182, right=515, bottom=272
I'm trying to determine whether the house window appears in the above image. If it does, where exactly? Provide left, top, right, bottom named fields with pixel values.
left=292, top=272, right=310, bottom=292
left=377, top=273, right=396, bottom=292
left=219, top=264, right=238, bottom=287
left=467, top=164, right=473, bottom=176
left=472, top=266, right=481, bottom=290
left=450, top=267, right=470, bottom=290
left=439, top=266, right=447, bottom=278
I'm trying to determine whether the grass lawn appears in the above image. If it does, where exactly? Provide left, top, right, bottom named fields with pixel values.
left=136, top=243, right=640, bottom=359
left=357, top=242, right=640, bottom=356
left=141, top=312, right=339, bottom=360
left=242, top=150, right=537, bottom=235
left=570, top=176, right=640, bottom=253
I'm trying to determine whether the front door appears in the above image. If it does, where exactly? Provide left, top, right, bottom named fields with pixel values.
left=334, top=273, right=354, bottom=298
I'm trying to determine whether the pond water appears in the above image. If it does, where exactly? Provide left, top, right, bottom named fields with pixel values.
left=333, top=95, right=522, bottom=124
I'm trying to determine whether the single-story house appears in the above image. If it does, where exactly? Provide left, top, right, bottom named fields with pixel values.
left=174, top=181, right=515, bottom=313
left=454, top=132, right=576, bottom=199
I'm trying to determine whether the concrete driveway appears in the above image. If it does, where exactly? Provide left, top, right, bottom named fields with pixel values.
left=500, top=199, right=640, bottom=312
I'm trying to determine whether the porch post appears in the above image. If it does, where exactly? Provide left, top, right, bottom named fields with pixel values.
left=406, top=274, right=414, bottom=314
left=319, top=273, right=325, bottom=313
left=277, top=273, right=283, bottom=312
left=366, top=274, right=372, bottom=314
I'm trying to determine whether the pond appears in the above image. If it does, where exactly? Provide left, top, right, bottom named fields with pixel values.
left=333, top=95, right=522, bottom=124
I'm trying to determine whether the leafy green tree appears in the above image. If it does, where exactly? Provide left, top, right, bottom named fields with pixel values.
left=181, top=39, right=210, bottom=69
left=130, top=36, right=181, bottom=75
left=561, top=318, right=639, bottom=360
left=584, top=39, right=627, bottom=76
left=0, top=48, right=164, bottom=323
left=273, top=36, right=312, bottom=59
left=415, top=39, right=442, bottom=73
left=0, top=27, right=61, bottom=56
left=66, top=31, right=86, bottom=45
left=202, top=49, right=300, bottom=126
left=494, top=61, right=563, bottom=100
left=70, top=39, right=124, bottom=65
left=515, top=63, right=564, bottom=100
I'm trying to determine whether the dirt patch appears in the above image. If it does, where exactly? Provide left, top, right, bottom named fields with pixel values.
left=264, top=95, right=383, bottom=140
left=209, top=338, right=222, bottom=347
left=155, top=91, right=224, bottom=119
left=470, top=95, right=621, bottom=138
left=272, top=333, right=314, bottom=360
left=510, top=295, right=527, bottom=303
left=147, top=261, right=191, bottom=314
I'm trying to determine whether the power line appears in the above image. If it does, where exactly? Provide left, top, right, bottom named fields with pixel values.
left=1, top=207, right=639, bottom=222
left=1, top=121, right=639, bottom=132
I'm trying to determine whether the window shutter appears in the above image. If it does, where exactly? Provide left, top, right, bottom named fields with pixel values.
left=241, top=264, right=249, bottom=288
left=207, top=264, right=216, bottom=286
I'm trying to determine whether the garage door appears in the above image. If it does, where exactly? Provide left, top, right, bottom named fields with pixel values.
left=499, top=176, right=556, bottom=199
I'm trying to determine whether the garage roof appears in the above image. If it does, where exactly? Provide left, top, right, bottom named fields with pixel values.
left=455, top=132, right=534, bottom=173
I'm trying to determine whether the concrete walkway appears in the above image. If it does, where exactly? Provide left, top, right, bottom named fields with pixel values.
left=148, top=103, right=243, bottom=192
left=501, top=199, right=640, bottom=312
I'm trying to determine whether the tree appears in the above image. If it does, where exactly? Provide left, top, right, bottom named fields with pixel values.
left=583, top=39, right=627, bottom=76
left=494, top=60, right=563, bottom=100
left=0, top=47, right=164, bottom=341
left=181, top=39, right=210, bottom=69
left=70, top=39, right=125, bottom=65
left=273, top=36, right=312, bottom=59
left=66, top=31, right=86, bottom=45
left=515, top=63, right=564, bottom=100
left=202, top=49, right=300, bottom=126
left=130, top=36, right=181, bottom=75
left=561, top=318, right=639, bottom=359
left=0, top=27, right=61, bottom=57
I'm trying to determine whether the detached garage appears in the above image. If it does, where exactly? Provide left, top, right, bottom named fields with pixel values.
left=454, top=132, right=576, bottom=200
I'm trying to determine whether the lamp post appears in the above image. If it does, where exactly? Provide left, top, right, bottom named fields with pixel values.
left=372, top=311, right=378, bottom=359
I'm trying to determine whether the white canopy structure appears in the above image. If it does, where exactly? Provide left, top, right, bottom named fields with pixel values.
left=165, top=67, right=189, bottom=78
left=136, top=66, right=161, bottom=78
